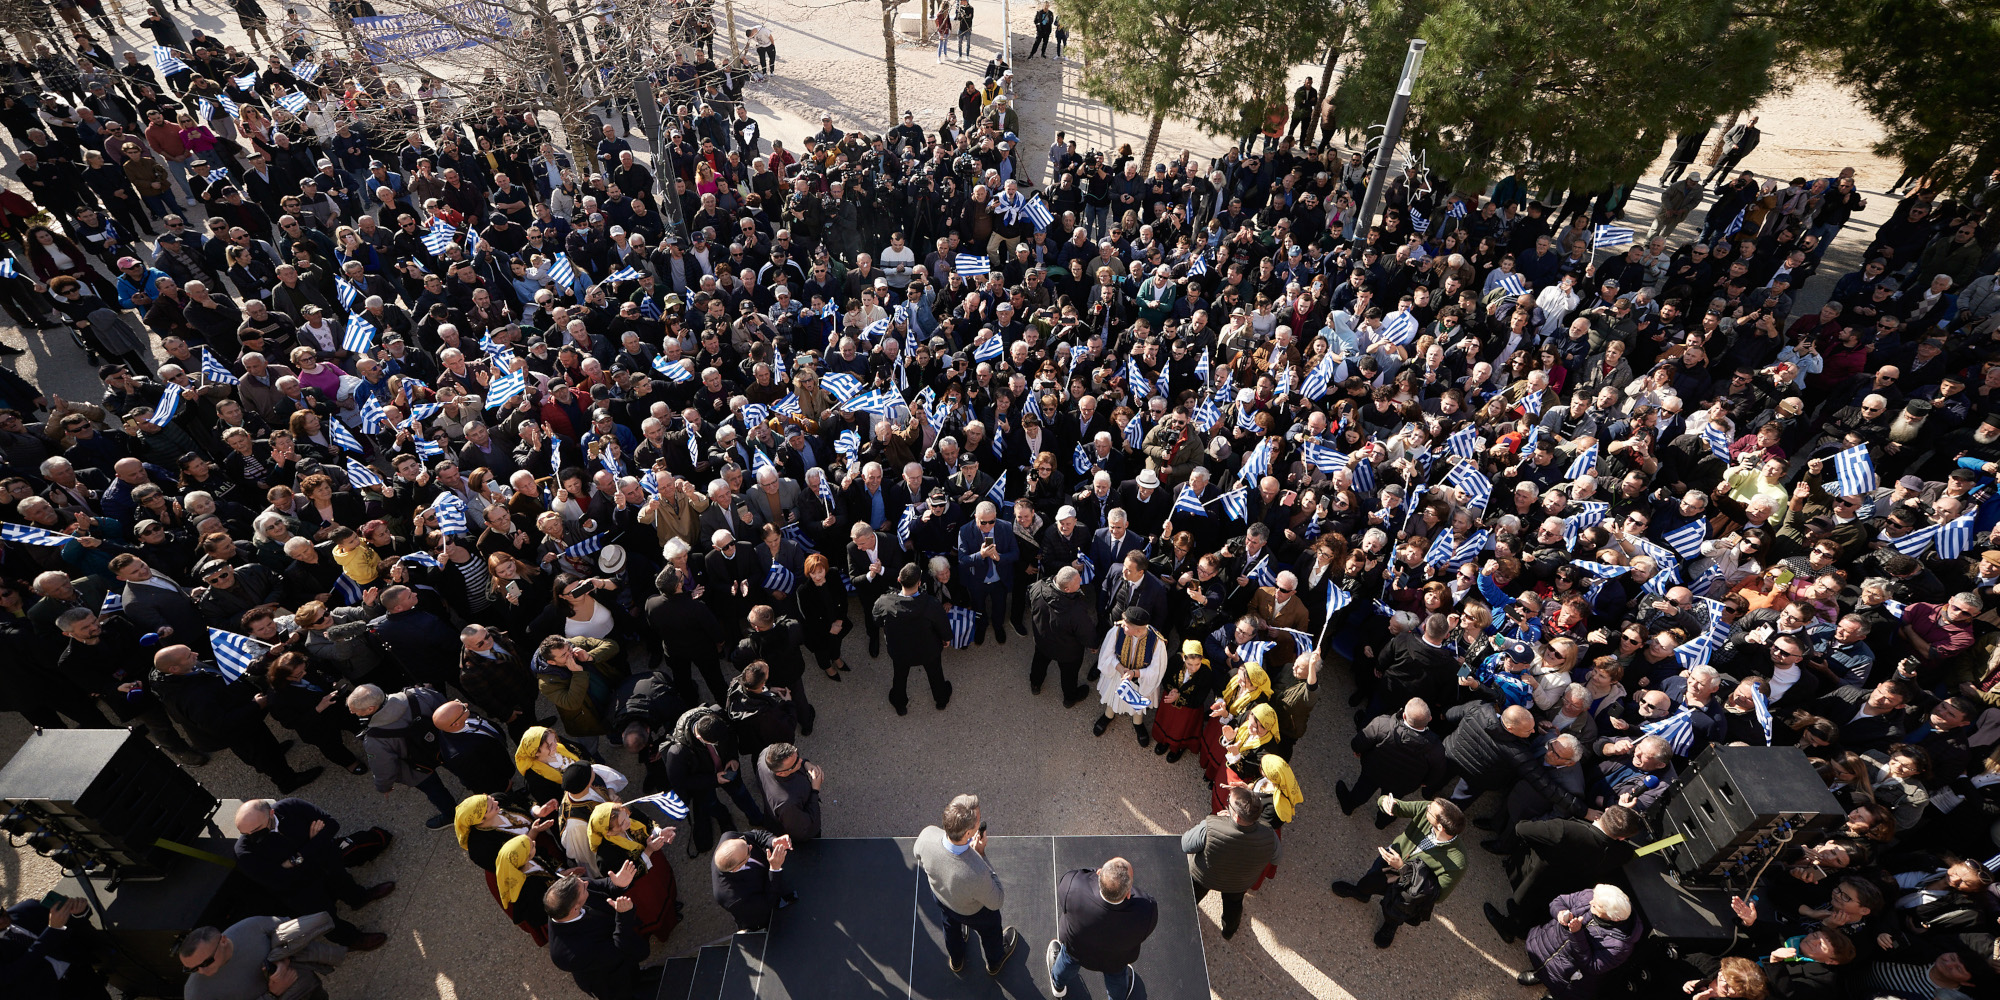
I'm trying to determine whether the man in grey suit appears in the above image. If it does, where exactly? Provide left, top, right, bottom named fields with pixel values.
left=745, top=465, right=802, bottom=529
left=1183, top=786, right=1280, bottom=939
left=111, top=552, right=210, bottom=654
left=914, top=794, right=1018, bottom=975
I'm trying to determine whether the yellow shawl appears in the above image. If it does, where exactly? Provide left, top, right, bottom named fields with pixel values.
left=588, top=801, right=645, bottom=853
left=453, top=794, right=489, bottom=850
left=1234, top=703, right=1281, bottom=751
left=1222, top=664, right=1272, bottom=715
left=494, top=835, right=535, bottom=908
left=1174, top=640, right=1207, bottom=686
left=514, top=726, right=573, bottom=784
left=1260, top=754, right=1304, bottom=823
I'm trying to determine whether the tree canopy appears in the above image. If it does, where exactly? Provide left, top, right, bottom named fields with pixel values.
left=1831, top=0, right=2000, bottom=188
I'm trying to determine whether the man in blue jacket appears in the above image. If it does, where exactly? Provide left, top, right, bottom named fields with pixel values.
left=956, top=500, right=1018, bottom=645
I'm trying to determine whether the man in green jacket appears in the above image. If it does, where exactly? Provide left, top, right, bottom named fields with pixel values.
left=1329, top=795, right=1468, bottom=948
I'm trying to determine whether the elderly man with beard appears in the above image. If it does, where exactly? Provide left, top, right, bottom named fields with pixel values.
left=1923, top=410, right=2000, bottom=479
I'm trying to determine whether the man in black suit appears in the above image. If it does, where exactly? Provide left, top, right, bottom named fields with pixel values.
left=110, top=553, right=210, bottom=654
left=1338, top=698, right=1450, bottom=826
left=1804, top=678, right=1920, bottom=753
left=711, top=829, right=796, bottom=931
left=1029, top=566, right=1099, bottom=705
left=1114, top=470, right=1172, bottom=542
left=231, top=798, right=391, bottom=951
left=1483, top=804, right=1641, bottom=945
left=665, top=710, right=767, bottom=851
left=846, top=524, right=901, bottom=657
left=544, top=870, right=651, bottom=1000
left=873, top=562, right=953, bottom=714
left=430, top=698, right=519, bottom=794
left=1088, top=509, right=1147, bottom=584
left=1099, top=551, right=1169, bottom=645
left=149, top=644, right=323, bottom=792
left=1375, top=613, right=1459, bottom=718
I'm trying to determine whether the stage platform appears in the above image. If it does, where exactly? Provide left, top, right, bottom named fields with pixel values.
left=660, top=835, right=1213, bottom=1000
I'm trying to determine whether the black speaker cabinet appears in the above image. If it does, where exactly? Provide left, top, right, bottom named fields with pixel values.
left=1653, top=744, right=1841, bottom=886
left=0, top=729, right=218, bottom=877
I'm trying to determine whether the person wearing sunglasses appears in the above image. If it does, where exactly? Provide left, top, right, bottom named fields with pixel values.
left=176, top=914, right=353, bottom=1000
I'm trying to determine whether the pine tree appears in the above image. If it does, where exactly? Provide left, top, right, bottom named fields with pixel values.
left=1832, top=0, right=2000, bottom=189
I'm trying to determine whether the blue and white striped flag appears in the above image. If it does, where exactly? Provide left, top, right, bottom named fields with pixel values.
left=1444, top=424, right=1479, bottom=460
left=1592, top=225, right=1636, bottom=249
left=1446, top=462, right=1492, bottom=507
left=1236, top=439, right=1272, bottom=484
left=1194, top=349, right=1211, bottom=384
left=1522, top=391, right=1542, bottom=417
left=1641, top=557, right=1682, bottom=597
left=218, top=95, right=241, bottom=118
left=1703, top=421, right=1732, bottom=461
left=100, top=590, right=123, bottom=615
left=1690, top=560, right=1725, bottom=598
left=233, top=73, right=258, bottom=89
left=1191, top=396, right=1222, bottom=433
left=1218, top=486, right=1249, bottom=522
left=1885, top=524, right=1939, bottom=557
left=209, top=628, right=271, bottom=681
left=334, top=276, right=363, bottom=310
left=1172, top=485, right=1208, bottom=517
left=1572, top=559, right=1631, bottom=579
left=1124, top=414, right=1144, bottom=449
left=1497, top=272, right=1527, bottom=297
left=0, top=523, right=69, bottom=546
left=1566, top=444, right=1598, bottom=478
left=839, top=389, right=901, bottom=416
left=276, top=91, right=309, bottom=114
left=1272, top=366, right=1292, bottom=398
left=1300, top=352, right=1338, bottom=400
left=1452, top=529, right=1490, bottom=569
left=836, top=428, right=861, bottom=459
left=414, top=436, right=445, bottom=459
left=358, top=395, right=389, bottom=433
left=1831, top=444, right=1876, bottom=497
left=484, top=369, right=525, bottom=412
left=651, top=354, right=694, bottom=382
left=863, top=317, right=892, bottom=340
left=1246, top=555, right=1277, bottom=587
left=603, top=266, right=642, bottom=285
left=985, top=471, right=1009, bottom=506
left=947, top=606, right=976, bottom=648
left=751, top=449, right=778, bottom=480
left=563, top=534, right=606, bottom=561
left=897, top=503, right=919, bottom=546
left=1325, top=584, right=1351, bottom=616
left=1125, top=357, right=1151, bottom=398
left=547, top=252, right=578, bottom=291
left=1349, top=451, right=1376, bottom=493
left=421, top=224, right=458, bottom=256
left=771, top=393, right=803, bottom=417
left=820, top=372, right=864, bottom=402
left=292, top=60, right=320, bottom=81
left=1378, top=311, right=1419, bottom=346
left=327, top=420, right=364, bottom=454
left=1024, top=196, right=1053, bottom=231
left=1750, top=683, right=1773, bottom=745
left=342, top=314, right=377, bottom=353
left=345, top=457, right=384, bottom=488
left=1115, top=679, right=1152, bottom=711
left=1238, top=640, right=1275, bottom=667
left=200, top=348, right=239, bottom=385
left=1188, top=253, right=1208, bottom=277
left=1722, top=208, right=1746, bottom=238
left=1407, top=206, right=1427, bottom=233
left=955, top=253, right=991, bottom=276
left=1447, top=201, right=1468, bottom=219
left=1934, top=512, right=1977, bottom=560
left=153, top=45, right=190, bottom=76
left=1642, top=707, right=1699, bottom=756
left=1300, top=438, right=1343, bottom=474
left=148, top=386, right=186, bottom=425
left=972, top=332, right=1004, bottom=362
left=433, top=492, right=468, bottom=534
left=1424, top=529, right=1456, bottom=570
left=1662, top=520, right=1707, bottom=559
left=1273, top=626, right=1316, bottom=655
left=1073, top=442, right=1095, bottom=476
left=627, top=790, right=690, bottom=821
left=401, top=552, right=442, bottom=569
left=764, top=562, right=796, bottom=593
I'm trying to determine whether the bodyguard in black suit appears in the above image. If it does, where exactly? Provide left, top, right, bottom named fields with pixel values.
left=665, top=711, right=767, bottom=851
left=545, top=871, right=653, bottom=1000
left=149, top=644, right=323, bottom=792
left=872, top=563, right=953, bottom=714
left=431, top=699, right=519, bottom=794
left=710, top=829, right=795, bottom=931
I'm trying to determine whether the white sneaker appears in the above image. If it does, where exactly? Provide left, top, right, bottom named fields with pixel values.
left=1045, top=939, right=1066, bottom=997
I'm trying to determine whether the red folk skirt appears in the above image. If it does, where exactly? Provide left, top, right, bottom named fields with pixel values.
left=484, top=870, right=549, bottom=947
left=1151, top=702, right=1207, bottom=752
left=1197, top=719, right=1230, bottom=784
left=627, top=848, right=682, bottom=940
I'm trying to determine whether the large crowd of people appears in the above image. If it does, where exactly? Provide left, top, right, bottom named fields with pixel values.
left=4, top=2, right=2000, bottom=1000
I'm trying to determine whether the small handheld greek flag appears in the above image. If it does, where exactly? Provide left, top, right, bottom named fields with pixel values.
left=148, top=386, right=186, bottom=426
left=1445, top=462, right=1492, bottom=507
left=1, top=523, right=69, bottom=546
left=841, top=389, right=901, bottom=417
left=1191, top=396, right=1221, bottom=433
left=1662, top=519, right=1707, bottom=559
left=1934, top=512, right=1977, bottom=560
left=1073, top=443, right=1094, bottom=476
left=414, top=436, right=445, bottom=459
left=1219, top=486, right=1249, bottom=522
left=955, top=253, right=991, bottom=276
left=651, top=354, right=694, bottom=383
left=604, top=266, right=642, bottom=284
left=973, top=332, right=1004, bottom=362
left=628, top=790, right=691, bottom=821
left=563, top=534, right=606, bottom=561
left=1188, top=253, right=1208, bottom=277
left=772, top=393, right=803, bottom=417
left=1444, top=423, right=1479, bottom=459
left=764, top=562, right=796, bottom=593
left=324, top=420, right=362, bottom=454
left=200, top=348, right=239, bottom=385
left=1642, top=707, right=1698, bottom=756
left=1572, top=559, right=1631, bottom=579
left=218, top=95, right=241, bottom=118
left=485, top=369, right=525, bottom=412
left=1447, top=201, right=1468, bottom=219
left=836, top=428, right=860, bottom=459
left=1424, top=528, right=1457, bottom=569
left=1831, top=444, right=1876, bottom=497
left=1566, top=444, right=1598, bottom=478
left=1300, top=353, right=1338, bottom=400
left=342, top=314, right=378, bottom=353
left=1886, top=523, right=1939, bottom=557
left=1378, top=311, right=1419, bottom=346
left=1690, top=560, right=1725, bottom=598
left=1592, top=225, right=1636, bottom=249
left=1238, top=640, right=1274, bottom=667
left=1703, top=421, right=1732, bottom=461
left=1236, top=439, right=1271, bottom=484
left=1194, top=349, right=1211, bottom=384
left=358, top=395, right=389, bottom=433
left=1115, top=679, right=1152, bottom=711
left=947, top=606, right=976, bottom=648
left=1407, top=206, right=1427, bottom=233
left=1122, top=414, right=1144, bottom=450
left=1750, top=682, right=1773, bottom=745
left=897, top=503, right=919, bottom=546
left=209, top=628, right=272, bottom=681
left=1452, top=529, right=1490, bottom=569
left=433, top=492, right=469, bottom=534
left=1300, top=439, right=1342, bottom=474
left=345, top=457, right=385, bottom=488
left=293, top=60, right=320, bottom=81
left=1497, top=272, right=1527, bottom=297
left=1024, top=195, right=1053, bottom=231
left=402, top=552, right=442, bottom=569
left=1246, top=555, right=1277, bottom=587
left=1325, top=584, right=1351, bottom=616
left=276, top=91, right=309, bottom=115
left=153, top=45, right=190, bottom=76
left=821, top=372, right=864, bottom=402
left=1172, top=485, right=1208, bottom=517
left=422, top=224, right=458, bottom=256
left=100, top=590, right=124, bottom=615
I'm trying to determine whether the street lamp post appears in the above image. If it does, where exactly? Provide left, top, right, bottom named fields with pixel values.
left=1355, top=38, right=1425, bottom=240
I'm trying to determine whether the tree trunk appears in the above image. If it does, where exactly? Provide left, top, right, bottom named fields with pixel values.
left=1311, top=22, right=1347, bottom=144
left=1704, top=110, right=1740, bottom=166
left=1141, top=108, right=1166, bottom=169
left=725, top=0, right=740, bottom=62
left=882, top=5, right=901, bottom=122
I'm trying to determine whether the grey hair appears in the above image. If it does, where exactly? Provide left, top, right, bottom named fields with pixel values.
left=663, top=537, right=691, bottom=561
left=345, top=683, right=386, bottom=714
left=1390, top=610, right=1419, bottom=632
left=928, top=555, right=951, bottom=576
left=1550, top=733, right=1582, bottom=759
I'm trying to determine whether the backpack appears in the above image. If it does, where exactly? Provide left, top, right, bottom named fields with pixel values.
left=1381, top=855, right=1441, bottom=926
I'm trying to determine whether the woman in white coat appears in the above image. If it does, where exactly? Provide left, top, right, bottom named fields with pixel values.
left=1092, top=606, right=1168, bottom=746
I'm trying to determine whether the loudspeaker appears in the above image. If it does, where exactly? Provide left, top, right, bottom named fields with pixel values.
left=1653, top=744, right=1841, bottom=887
left=0, top=729, right=218, bottom=877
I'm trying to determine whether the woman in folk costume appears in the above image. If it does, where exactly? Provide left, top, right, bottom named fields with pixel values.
left=588, top=802, right=682, bottom=940
left=1248, top=754, right=1303, bottom=889
left=458, top=795, right=562, bottom=944
left=1092, top=607, right=1169, bottom=745
left=514, top=725, right=591, bottom=804
left=491, top=834, right=561, bottom=946
left=1151, top=640, right=1220, bottom=764
left=1208, top=703, right=1282, bottom=814
left=1199, top=655, right=1275, bottom=784
left=557, top=762, right=616, bottom=871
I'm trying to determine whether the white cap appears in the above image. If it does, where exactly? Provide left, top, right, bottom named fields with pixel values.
left=1056, top=505, right=1078, bottom=521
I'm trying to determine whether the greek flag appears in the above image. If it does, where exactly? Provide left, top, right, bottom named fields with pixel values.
left=293, top=60, right=320, bottom=81
left=1883, top=599, right=1907, bottom=620
left=1125, top=357, right=1151, bottom=398
left=0, top=257, right=14, bottom=279
left=233, top=73, right=258, bottom=90
left=200, top=348, right=239, bottom=385
left=1191, top=396, right=1222, bottom=433
left=1325, top=584, right=1351, bottom=616
left=687, top=429, right=702, bottom=467
left=1115, top=680, right=1152, bottom=711
left=1, top=523, right=70, bottom=546
left=345, top=457, right=385, bottom=488
left=433, top=492, right=468, bottom=534
left=1446, top=462, right=1492, bottom=507
left=1563, top=500, right=1609, bottom=545
left=332, top=573, right=359, bottom=604
left=897, top=503, right=919, bottom=546
left=1300, top=352, right=1338, bottom=400
left=402, top=552, right=442, bottom=569
left=1237, top=439, right=1271, bottom=484
left=836, top=428, right=860, bottom=459
left=1521, top=424, right=1542, bottom=454
left=1219, top=486, right=1249, bottom=522
left=1239, top=640, right=1275, bottom=667
left=742, top=404, right=771, bottom=430
left=328, top=420, right=363, bottom=454
left=1934, top=512, right=1976, bottom=560
left=1566, top=444, right=1598, bottom=478
left=771, top=393, right=803, bottom=417
left=1453, top=529, right=1490, bottom=569
left=947, top=606, right=976, bottom=648
left=764, top=563, right=796, bottom=593
left=771, top=349, right=788, bottom=380
left=1592, top=225, right=1636, bottom=249
left=358, top=395, right=389, bottom=433
left=1272, top=366, right=1292, bottom=399
left=1246, top=555, right=1277, bottom=587
left=1690, top=560, right=1725, bottom=598
left=421, top=224, right=458, bottom=256
left=821, top=372, right=864, bottom=402
left=628, top=790, right=690, bottom=821
left=149, top=386, right=185, bottom=425
left=334, top=276, right=362, bottom=310
left=651, top=354, right=694, bottom=383
left=1641, top=557, right=1681, bottom=597
left=1444, top=424, right=1479, bottom=459
left=863, top=318, right=892, bottom=340
left=1572, top=559, right=1631, bottom=579
left=1068, top=443, right=1092, bottom=476
left=1703, top=421, right=1732, bottom=461
left=1751, top=683, right=1773, bottom=745
left=973, top=333, right=1004, bottom=362
left=547, top=252, right=577, bottom=291
left=153, top=45, right=190, bottom=76
left=981, top=471, right=1008, bottom=506
left=276, top=91, right=309, bottom=114
left=100, top=590, right=123, bottom=615
left=1024, top=195, right=1053, bottom=231
left=1172, top=485, right=1208, bottom=517
left=1448, top=201, right=1468, bottom=219
left=563, top=534, right=606, bottom=561
left=1629, top=533, right=1677, bottom=569
left=1424, top=529, right=1457, bottom=569
left=1886, top=523, right=1939, bottom=557
left=1188, top=253, right=1208, bottom=277
left=1272, top=626, right=1316, bottom=655
left=1497, top=272, right=1527, bottom=297
left=839, top=389, right=901, bottom=416
left=751, top=449, right=778, bottom=480
left=1124, top=414, right=1145, bottom=449
left=1642, top=707, right=1699, bottom=755
left=955, top=253, right=991, bottom=276
left=1407, top=206, right=1427, bottom=233
left=485, top=368, right=526, bottom=412
left=1722, top=208, right=1746, bottom=238
left=1663, top=520, right=1708, bottom=559
left=1301, top=439, right=1342, bottom=474
left=602, top=266, right=642, bottom=285
left=1831, top=444, right=1876, bottom=497
left=1350, top=452, right=1375, bottom=492
left=1378, top=311, right=1419, bottom=346
left=1195, top=349, right=1211, bottom=384
left=218, top=96, right=241, bottom=118
left=413, top=436, right=444, bottom=460
left=1522, top=391, right=1542, bottom=417
left=342, top=313, right=377, bottom=353
left=209, top=628, right=272, bottom=681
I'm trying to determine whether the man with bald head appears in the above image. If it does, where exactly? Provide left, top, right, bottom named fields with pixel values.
left=231, top=797, right=391, bottom=951
left=430, top=697, right=517, bottom=794
left=149, top=644, right=323, bottom=791
left=711, top=828, right=795, bottom=931
left=1441, top=702, right=1542, bottom=804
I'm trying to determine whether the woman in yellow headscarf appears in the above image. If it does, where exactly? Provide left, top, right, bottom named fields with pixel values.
left=587, top=802, right=681, bottom=940
left=1151, top=641, right=1219, bottom=764
left=1209, top=703, right=1281, bottom=813
left=1200, top=653, right=1274, bottom=782
left=456, top=794, right=558, bottom=871
left=1249, top=754, right=1304, bottom=889
left=514, top=726, right=585, bottom=803
left=491, top=834, right=555, bottom=946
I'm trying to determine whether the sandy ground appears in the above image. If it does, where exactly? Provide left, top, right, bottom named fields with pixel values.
left=2, top=4, right=1909, bottom=1000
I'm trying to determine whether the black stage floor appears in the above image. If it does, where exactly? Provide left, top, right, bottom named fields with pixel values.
left=661, top=835, right=1211, bottom=1000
